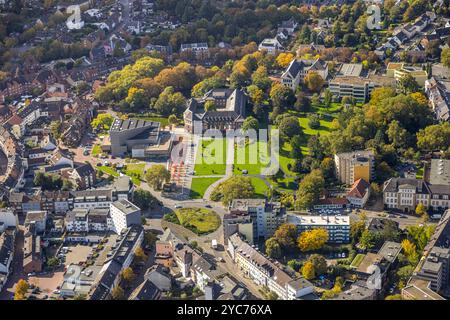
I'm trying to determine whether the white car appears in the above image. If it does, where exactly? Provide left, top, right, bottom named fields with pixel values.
left=174, top=205, right=182, bottom=209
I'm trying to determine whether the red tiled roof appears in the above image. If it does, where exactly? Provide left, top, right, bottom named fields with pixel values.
left=347, top=178, right=370, bottom=198
left=318, top=197, right=349, bottom=205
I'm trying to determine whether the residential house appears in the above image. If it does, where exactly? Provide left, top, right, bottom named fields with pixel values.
left=228, top=233, right=315, bottom=300
left=347, top=178, right=371, bottom=208
left=258, top=37, right=284, bottom=55
left=71, top=163, right=97, bottom=190
left=425, top=77, right=450, bottom=122
left=383, top=169, right=450, bottom=213
left=23, top=224, right=43, bottom=273
left=24, top=211, right=47, bottom=234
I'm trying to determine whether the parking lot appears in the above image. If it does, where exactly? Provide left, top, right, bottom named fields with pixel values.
left=64, top=245, right=94, bottom=266
left=28, top=271, right=65, bottom=299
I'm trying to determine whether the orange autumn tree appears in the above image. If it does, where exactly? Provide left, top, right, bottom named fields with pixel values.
left=297, top=228, right=329, bottom=252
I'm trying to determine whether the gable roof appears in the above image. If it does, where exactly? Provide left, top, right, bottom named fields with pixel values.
left=347, top=179, right=370, bottom=198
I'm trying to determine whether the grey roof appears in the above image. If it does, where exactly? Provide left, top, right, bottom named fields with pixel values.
left=377, top=241, right=402, bottom=263
left=111, top=199, right=140, bottom=215
left=429, top=159, right=450, bottom=185
left=383, top=178, right=431, bottom=194
left=129, top=279, right=161, bottom=300
left=110, top=119, right=159, bottom=132
left=284, top=59, right=302, bottom=78
left=74, top=163, right=95, bottom=177
left=0, top=230, right=15, bottom=267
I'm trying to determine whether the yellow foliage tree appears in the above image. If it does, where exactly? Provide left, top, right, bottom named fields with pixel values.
left=121, top=267, right=136, bottom=284
left=14, top=279, right=29, bottom=300
left=401, top=239, right=418, bottom=261
left=276, top=52, right=294, bottom=68
left=415, top=203, right=427, bottom=216
left=302, top=261, right=316, bottom=280
left=134, top=247, right=147, bottom=263
left=297, top=228, right=329, bottom=252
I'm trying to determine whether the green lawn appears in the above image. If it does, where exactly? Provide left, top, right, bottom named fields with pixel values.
left=234, top=139, right=270, bottom=175
left=298, top=117, right=334, bottom=136
left=123, top=163, right=145, bottom=186
left=275, top=113, right=334, bottom=178
left=190, top=177, right=220, bottom=199
left=350, top=254, right=366, bottom=268
left=268, top=176, right=297, bottom=192
left=174, top=208, right=221, bottom=235
left=250, top=177, right=270, bottom=198
left=97, top=166, right=119, bottom=177
left=194, top=138, right=227, bottom=176
left=91, top=144, right=102, bottom=157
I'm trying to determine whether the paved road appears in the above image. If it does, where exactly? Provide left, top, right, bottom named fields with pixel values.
left=352, top=209, right=428, bottom=229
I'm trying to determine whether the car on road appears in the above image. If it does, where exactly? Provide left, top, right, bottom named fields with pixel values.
left=174, top=205, right=182, bottom=209
left=205, top=204, right=212, bottom=208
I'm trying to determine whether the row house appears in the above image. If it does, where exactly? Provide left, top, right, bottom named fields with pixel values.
left=425, top=77, right=450, bottom=122
left=8, top=176, right=133, bottom=214
left=228, top=234, right=314, bottom=300
left=383, top=178, right=450, bottom=213
left=65, top=208, right=113, bottom=233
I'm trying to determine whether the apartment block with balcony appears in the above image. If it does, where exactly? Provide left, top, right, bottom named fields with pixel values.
left=286, top=214, right=350, bottom=243
left=334, top=150, right=375, bottom=186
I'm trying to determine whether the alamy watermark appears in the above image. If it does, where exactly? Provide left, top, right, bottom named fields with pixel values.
left=366, top=3, right=382, bottom=30
left=170, top=121, right=280, bottom=177
left=66, top=5, right=84, bottom=30
left=366, top=264, right=382, bottom=290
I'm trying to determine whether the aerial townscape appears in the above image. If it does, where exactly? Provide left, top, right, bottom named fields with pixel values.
left=0, top=0, right=450, bottom=304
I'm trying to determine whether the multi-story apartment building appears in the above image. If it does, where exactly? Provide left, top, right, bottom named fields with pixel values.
left=110, top=199, right=141, bottom=234
left=228, top=199, right=286, bottom=243
left=334, top=150, right=375, bottom=186
left=222, top=213, right=254, bottom=245
left=227, top=234, right=314, bottom=300
left=65, top=208, right=113, bottom=233
left=87, top=225, right=144, bottom=300
left=329, top=75, right=396, bottom=103
left=286, top=214, right=350, bottom=243
left=403, top=210, right=450, bottom=299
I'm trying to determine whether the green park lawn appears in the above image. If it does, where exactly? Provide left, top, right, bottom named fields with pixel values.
left=350, top=254, right=366, bottom=268
left=234, top=139, right=270, bottom=175
left=174, top=208, right=221, bottom=235
left=194, top=138, right=227, bottom=176
left=190, top=177, right=220, bottom=199
left=250, top=177, right=270, bottom=198
left=97, top=166, right=119, bottom=177
left=123, top=163, right=145, bottom=186
left=269, top=109, right=336, bottom=188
